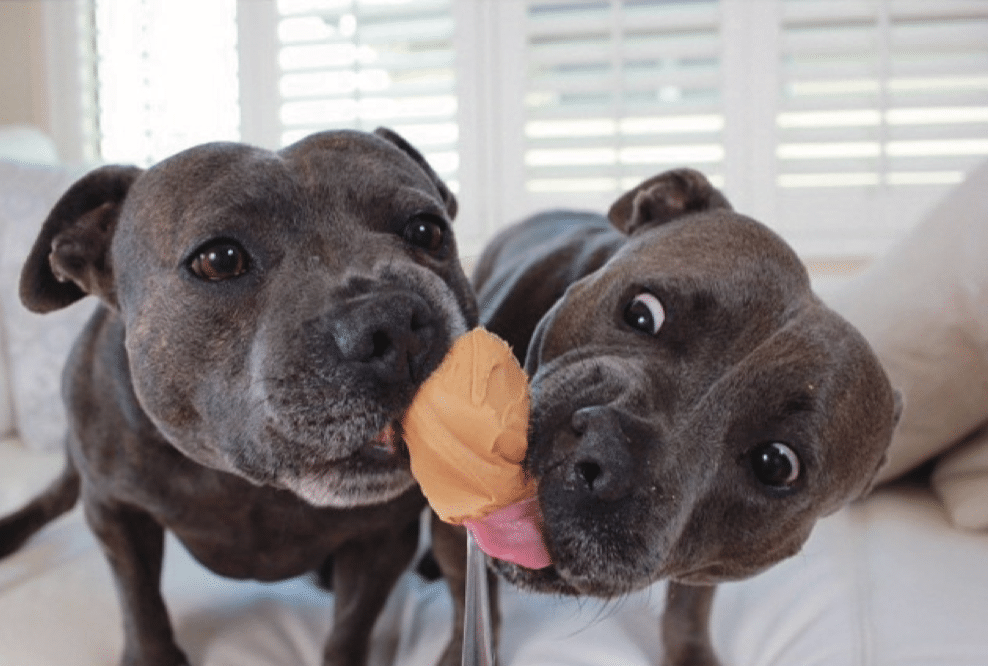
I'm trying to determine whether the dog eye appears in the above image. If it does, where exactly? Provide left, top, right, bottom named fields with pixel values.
left=402, top=214, right=446, bottom=252
left=189, top=241, right=249, bottom=281
left=623, top=292, right=665, bottom=335
left=750, top=442, right=801, bottom=489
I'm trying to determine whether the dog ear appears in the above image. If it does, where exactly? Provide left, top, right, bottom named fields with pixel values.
left=19, top=165, right=142, bottom=313
left=607, top=168, right=732, bottom=236
left=374, top=127, right=458, bottom=220
left=856, top=389, right=904, bottom=500
left=891, top=388, right=904, bottom=427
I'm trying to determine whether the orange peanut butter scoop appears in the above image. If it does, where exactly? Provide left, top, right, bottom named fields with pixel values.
left=401, top=328, right=551, bottom=569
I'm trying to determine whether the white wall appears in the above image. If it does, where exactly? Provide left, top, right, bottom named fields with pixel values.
left=0, top=2, right=50, bottom=133
left=0, top=1, right=91, bottom=164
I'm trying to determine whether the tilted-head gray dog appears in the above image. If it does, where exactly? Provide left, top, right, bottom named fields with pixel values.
left=0, top=128, right=478, bottom=666
left=472, top=168, right=899, bottom=666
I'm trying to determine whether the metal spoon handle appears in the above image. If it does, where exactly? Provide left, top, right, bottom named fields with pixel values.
left=462, top=532, right=496, bottom=666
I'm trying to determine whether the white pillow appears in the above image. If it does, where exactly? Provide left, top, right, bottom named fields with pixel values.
left=0, top=125, right=59, bottom=165
left=824, top=160, right=988, bottom=528
left=931, top=426, right=988, bottom=530
left=0, top=232, right=12, bottom=438
left=0, top=160, right=93, bottom=452
left=0, top=127, right=63, bottom=438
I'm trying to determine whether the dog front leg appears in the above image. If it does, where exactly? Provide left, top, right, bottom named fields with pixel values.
left=661, top=582, right=721, bottom=666
left=429, top=515, right=500, bottom=666
left=85, top=501, right=187, bottom=666
left=322, top=519, right=420, bottom=666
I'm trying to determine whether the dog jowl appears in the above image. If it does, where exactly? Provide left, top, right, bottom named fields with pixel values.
left=473, top=168, right=899, bottom=666
left=0, top=128, right=478, bottom=666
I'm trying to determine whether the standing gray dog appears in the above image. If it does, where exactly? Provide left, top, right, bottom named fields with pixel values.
left=472, top=168, right=899, bottom=666
left=0, top=128, right=477, bottom=666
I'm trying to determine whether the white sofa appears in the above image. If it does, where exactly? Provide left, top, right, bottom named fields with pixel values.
left=1, top=127, right=987, bottom=666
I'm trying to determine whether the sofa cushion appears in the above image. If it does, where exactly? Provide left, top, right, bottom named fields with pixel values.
left=0, top=127, right=64, bottom=437
left=0, top=160, right=92, bottom=452
left=824, top=160, right=988, bottom=529
left=0, top=300, right=11, bottom=437
left=931, top=425, right=988, bottom=530
left=0, top=126, right=60, bottom=165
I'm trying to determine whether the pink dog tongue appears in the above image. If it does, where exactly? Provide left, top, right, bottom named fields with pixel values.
left=463, top=496, right=552, bottom=569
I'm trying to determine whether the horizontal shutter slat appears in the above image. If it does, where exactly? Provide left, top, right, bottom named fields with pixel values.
left=273, top=0, right=458, bottom=185
left=520, top=0, right=723, bottom=205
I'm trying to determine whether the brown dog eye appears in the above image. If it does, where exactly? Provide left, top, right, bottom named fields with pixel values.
left=190, top=241, right=249, bottom=281
left=403, top=214, right=446, bottom=252
left=751, top=442, right=801, bottom=489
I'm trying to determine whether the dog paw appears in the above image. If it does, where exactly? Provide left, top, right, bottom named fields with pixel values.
left=433, top=646, right=461, bottom=666
left=119, top=646, right=190, bottom=666
left=661, top=647, right=723, bottom=666
left=661, top=642, right=722, bottom=666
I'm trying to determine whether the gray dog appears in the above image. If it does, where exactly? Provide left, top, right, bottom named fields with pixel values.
left=0, top=128, right=477, bottom=666
left=472, top=168, right=899, bottom=666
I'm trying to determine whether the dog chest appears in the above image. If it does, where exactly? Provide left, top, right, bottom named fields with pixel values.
left=155, top=471, right=424, bottom=581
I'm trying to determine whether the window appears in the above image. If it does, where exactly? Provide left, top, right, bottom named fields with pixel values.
left=774, top=0, right=988, bottom=258
left=260, top=0, right=459, bottom=188
left=67, top=0, right=988, bottom=267
left=92, top=0, right=240, bottom=165
left=520, top=1, right=725, bottom=197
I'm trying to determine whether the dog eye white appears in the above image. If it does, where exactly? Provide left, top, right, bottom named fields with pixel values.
left=623, top=292, right=665, bottom=335
left=751, top=442, right=801, bottom=489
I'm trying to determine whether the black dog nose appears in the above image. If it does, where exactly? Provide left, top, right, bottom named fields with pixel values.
left=331, top=291, right=437, bottom=384
left=569, top=406, right=635, bottom=502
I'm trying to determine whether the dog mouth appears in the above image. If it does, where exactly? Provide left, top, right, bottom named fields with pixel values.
left=486, top=521, right=655, bottom=598
left=360, top=423, right=405, bottom=461
left=487, top=520, right=649, bottom=598
left=276, top=420, right=417, bottom=508
left=490, top=537, right=657, bottom=598
left=494, top=430, right=669, bottom=597
left=490, top=557, right=581, bottom=596
left=481, top=494, right=600, bottom=597
left=333, top=420, right=412, bottom=471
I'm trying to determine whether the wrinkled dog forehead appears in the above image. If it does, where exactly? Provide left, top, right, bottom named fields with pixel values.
left=118, top=144, right=291, bottom=252
left=114, top=134, right=447, bottom=260
left=616, top=211, right=812, bottom=294
left=529, top=213, right=816, bottom=373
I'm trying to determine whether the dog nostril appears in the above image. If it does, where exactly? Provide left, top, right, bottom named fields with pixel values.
left=575, top=460, right=602, bottom=490
left=371, top=330, right=392, bottom=359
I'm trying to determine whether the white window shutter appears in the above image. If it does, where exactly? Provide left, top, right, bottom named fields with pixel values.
left=93, top=0, right=240, bottom=166
left=512, top=0, right=725, bottom=222
left=773, top=0, right=988, bottom=259
left=78, top=0, right=987, bottom=267
left=269, top=0, right=459, bottom=189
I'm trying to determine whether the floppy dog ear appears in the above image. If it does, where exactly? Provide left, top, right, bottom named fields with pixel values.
left=374, top=126, right=458, bottom=220
left=19, top=165, right=142, bottom=313
left=607, top=168, right=732, bottom=236
left=857, top=388, right=904, bottom=500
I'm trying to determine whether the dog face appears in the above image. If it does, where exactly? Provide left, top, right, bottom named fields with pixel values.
left=21, top=129, right=477, bottom=508
left=493, top=170, right=898, bottom=597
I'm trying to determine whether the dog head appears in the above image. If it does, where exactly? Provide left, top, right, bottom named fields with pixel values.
left=20, top=128, right=478, bottom=508
left=495, top=169, right=898, bottom=596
